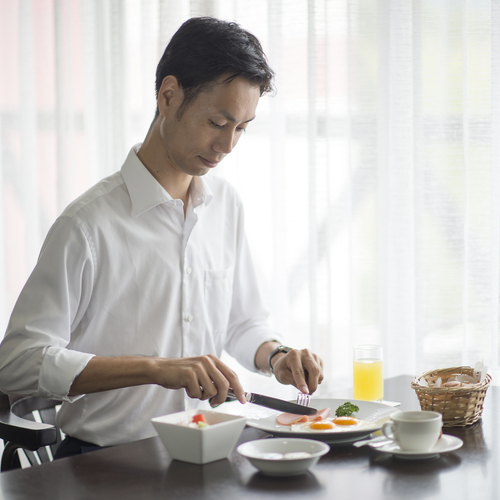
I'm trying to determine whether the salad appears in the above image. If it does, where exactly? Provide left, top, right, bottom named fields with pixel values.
left=187, top=413, right=210, bottom=428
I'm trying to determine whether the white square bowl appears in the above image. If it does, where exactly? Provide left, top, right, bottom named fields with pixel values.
left=151, top=409, right=247, bottom=464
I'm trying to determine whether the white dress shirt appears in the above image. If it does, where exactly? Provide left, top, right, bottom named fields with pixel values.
left=0, top=145, right=281, bottom=446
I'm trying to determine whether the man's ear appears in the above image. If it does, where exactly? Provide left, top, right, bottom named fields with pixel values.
left=157, top=75, right=182, bottom=117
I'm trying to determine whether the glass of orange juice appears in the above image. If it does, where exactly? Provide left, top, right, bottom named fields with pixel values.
left=353, top=345, right=383, bottom=401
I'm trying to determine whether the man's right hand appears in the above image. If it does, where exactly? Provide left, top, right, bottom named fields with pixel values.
left=152, top=354, right=246, bottom=406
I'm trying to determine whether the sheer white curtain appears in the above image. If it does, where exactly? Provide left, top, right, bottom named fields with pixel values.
left=0, top=0, right=497, bottom=399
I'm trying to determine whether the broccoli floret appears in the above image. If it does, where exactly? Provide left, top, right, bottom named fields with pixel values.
left=335, top=402, right=360, bottom=417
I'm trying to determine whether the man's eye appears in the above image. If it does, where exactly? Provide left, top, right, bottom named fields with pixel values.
left=210, top=121, right=224, bottom=129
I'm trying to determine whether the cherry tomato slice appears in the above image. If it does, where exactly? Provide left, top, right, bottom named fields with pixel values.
left=192, top=413, right=207, bottom=424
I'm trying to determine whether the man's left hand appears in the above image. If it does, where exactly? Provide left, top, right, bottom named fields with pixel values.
left=271, top=348, right=324, bottom=394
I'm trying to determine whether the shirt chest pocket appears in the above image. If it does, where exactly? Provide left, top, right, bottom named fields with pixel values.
left=204, top=268, right=233, bottom=336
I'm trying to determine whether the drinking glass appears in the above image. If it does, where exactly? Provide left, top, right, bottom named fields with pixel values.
left=353, top=345, right=383, bottom=401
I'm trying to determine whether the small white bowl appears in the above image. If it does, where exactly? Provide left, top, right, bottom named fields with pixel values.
left=237, top=438, right=330, bottom=476
left=152, top=409, right=246, bottom=464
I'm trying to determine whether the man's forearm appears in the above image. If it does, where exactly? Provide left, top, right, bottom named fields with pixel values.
left=68, top=354, right=247, bottom=406
left=254, top=341, right=284, bottom=373
left=68, top=356, right=158, bottom=396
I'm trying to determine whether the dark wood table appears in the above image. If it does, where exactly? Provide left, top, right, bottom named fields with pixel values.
left=0, top=375, right=497, bottom=499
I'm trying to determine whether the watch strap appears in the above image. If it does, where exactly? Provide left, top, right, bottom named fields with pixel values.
left=268, top=345, right=293, bottom=373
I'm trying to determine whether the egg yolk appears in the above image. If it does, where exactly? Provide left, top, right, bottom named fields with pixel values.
left=309, top=421, right=335, bottom=430
left=332, top=417, right=359, bottom=426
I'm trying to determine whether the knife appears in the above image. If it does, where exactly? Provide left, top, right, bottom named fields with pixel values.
left=222, top=388, right=317, bottom=415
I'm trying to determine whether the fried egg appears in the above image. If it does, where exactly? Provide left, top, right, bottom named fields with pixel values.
left=332, top=416, right=359, bottom=426
left=290, top=417, right=375, bottom=433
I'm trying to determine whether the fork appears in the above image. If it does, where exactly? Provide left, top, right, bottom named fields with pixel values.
left=296, top=392, right=311, bottom=407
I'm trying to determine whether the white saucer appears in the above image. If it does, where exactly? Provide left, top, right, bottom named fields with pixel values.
left=374, top=434, right=463, bottom=460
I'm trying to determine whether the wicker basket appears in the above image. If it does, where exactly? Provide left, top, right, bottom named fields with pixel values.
left=411, top=366, right=491, bottom=427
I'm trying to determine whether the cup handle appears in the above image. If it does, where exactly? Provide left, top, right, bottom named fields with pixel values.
left=382, top=422, right=395, bottom=440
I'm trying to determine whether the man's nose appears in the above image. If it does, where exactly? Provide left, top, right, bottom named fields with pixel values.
left=213, top=130, right=236, bottom=154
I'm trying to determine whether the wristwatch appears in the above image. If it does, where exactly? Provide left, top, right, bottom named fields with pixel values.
left=268, top=345, right=293, bottom=373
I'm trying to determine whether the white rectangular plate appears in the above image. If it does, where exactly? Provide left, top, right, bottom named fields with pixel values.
left=246, top=398, right=400, bottom=444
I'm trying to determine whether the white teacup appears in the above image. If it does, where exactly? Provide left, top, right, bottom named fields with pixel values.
left=382, top=411, right=442, bottom=452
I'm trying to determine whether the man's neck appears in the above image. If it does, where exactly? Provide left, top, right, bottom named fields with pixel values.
left=137, top=121, right=192, bottom=211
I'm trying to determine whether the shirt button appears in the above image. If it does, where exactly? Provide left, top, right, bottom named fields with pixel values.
left=186, top=314, right=194, bottom=322
left=186, top=267, right=192, bottom=274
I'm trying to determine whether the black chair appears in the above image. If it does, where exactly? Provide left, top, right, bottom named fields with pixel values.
left=0, top=392, right=61, bottom=471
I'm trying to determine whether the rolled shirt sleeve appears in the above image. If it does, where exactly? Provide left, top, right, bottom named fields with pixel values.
left=0, top=216, right=95, bottom=401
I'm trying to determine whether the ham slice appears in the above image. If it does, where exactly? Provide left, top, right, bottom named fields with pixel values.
left=276, top=408, right=331, bottom=426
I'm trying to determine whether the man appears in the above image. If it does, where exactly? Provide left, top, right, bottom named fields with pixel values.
left=0, top=17, right=323, bottom=458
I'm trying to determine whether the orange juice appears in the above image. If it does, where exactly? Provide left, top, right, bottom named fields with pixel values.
left=353, top=359, right=383, bottom=401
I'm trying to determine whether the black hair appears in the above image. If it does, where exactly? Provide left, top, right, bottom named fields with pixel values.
left=154, top=17, right=275, bottom=118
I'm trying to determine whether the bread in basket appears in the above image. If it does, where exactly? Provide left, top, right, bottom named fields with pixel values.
left=410, top=366, right=491, bottom=427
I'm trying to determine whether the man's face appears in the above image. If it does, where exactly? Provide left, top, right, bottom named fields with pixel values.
left=158, top=75, right=261, bottom=177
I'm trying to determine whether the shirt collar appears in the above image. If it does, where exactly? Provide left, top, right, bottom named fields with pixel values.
left=121, top=144, right=213, bottom=217
left=190, top=175, right=214, bottom=210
